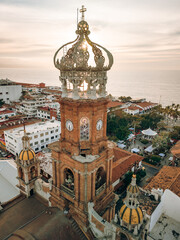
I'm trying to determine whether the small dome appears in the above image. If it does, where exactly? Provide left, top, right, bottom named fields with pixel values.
left=119, top=204, right=143, bottom=225
left=19, top=149, right=35, bottom=161
left=127, top=184, right=139, bottom=194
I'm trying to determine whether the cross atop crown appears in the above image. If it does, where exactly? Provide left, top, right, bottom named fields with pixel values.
left=80, top=5, right=87, bottom=21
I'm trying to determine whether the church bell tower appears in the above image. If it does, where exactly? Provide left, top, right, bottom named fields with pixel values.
left=50, top=6, right=115, bottom=228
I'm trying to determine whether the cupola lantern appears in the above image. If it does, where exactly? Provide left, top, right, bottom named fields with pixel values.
left=54, top=5, right=113, bottom=99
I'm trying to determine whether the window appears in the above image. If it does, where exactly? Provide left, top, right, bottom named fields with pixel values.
left=55, top=135, right=58, bottom=138
left=45, top=132, right=49, bottom=135
left=7, top=98, right=9, bottom=100
left=40, top=133, right=44, bottom=137
left=55, top=129, right=58, bottom=132
left=34, top=141, right=38, bottom=145
left=34, top=135, right=38, bottom=139
left=51, top=136, right=54, bottom=139
left=41, top=139, right=44, bottom=143
left=6, top=92, right=8, bottom=94
left=35, top=147, right=39, bottom=151
left=30, top=143, right=33, bottom=146
left=51, top=130, right=54, bottom=134
left=46, top=138, right=49, bottom=141
left=80, top=117, right=89, bottom=141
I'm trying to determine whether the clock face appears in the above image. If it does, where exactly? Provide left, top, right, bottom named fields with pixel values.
left=66, top=120, right=73, bottom=131
left=96, top=119, right=103, bottom=131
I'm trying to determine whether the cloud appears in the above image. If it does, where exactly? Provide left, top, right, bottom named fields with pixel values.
left=0, top=38, right=13, bottom=43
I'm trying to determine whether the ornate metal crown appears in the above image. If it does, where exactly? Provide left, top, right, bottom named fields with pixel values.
left=54, top=6, right=113, bottom=99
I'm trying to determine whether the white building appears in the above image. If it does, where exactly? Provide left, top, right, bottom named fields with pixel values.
left=123, top=105, right=141, bottom=115
left=37, top=101, right=60, bottom=120
left=37, top=107, right=51, bottom=120
left=47, top=101, right=60, bottom=109
left=18, top=96, right=49, bottom=117
left=0, top=79, right=22, bottom=104
left=4, top=120, right=61, bottom=155
left=148, top=190, right=180, bottom=240
left=0, top=109, right=16, bottom=121
left=0, top=160, right=20, bottom=204
left=22, top=86, right=42, bottom=93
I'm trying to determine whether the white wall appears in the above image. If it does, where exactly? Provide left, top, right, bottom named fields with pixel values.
left=149, top=189, right=180, bottom=231
left=0, top=85, right=22, bottom=103
left=4, top=120, right=61, bottom=155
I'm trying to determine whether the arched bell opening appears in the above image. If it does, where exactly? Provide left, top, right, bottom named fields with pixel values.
left=30, top=166, right=36, bottom=179
left=64, top=168, right=74, bottom=190
left=18, top=167, right=24, bottom=180
left=95, top=167, right=106, bottom=190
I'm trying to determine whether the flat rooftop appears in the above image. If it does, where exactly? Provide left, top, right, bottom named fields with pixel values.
left=0, top=160, right=20, bottom=203
left=149, top=213, right=180, bottom=240
left=5, top=120, right=61, bottom=137
left=0, top=195, right=86, bottom=240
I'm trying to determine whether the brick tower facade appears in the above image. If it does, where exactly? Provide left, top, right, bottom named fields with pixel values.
left=50, top=6, right=115, bottom=228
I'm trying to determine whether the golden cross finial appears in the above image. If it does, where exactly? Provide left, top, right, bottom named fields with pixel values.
left=80, top=5, right=87, bottom=21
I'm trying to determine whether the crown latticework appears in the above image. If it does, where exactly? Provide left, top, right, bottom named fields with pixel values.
left=54, top=7, right=113, bottom=99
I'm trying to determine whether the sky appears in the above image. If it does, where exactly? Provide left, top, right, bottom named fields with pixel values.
left=1, top=0, right=180, bottom=72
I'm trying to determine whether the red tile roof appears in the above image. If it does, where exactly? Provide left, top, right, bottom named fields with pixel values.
left=112, top=148, right=143, bottom=182
left=43, top=89, right=62, bottom=94
left=15, top=82, right=46, bottom=88
left=107, top=101, right=124, bottom=109
left=0, top=110, right=14, bottom=114
left=171, top=141, right=180, bottom=158
left=135, top=102, right=158, bottom=109
left=144, top=166, right=180, bottom=197
left=126, top=105, right=141, bottom=111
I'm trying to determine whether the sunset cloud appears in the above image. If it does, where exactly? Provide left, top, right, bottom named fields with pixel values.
left=0, top=0, right=180, bottom=71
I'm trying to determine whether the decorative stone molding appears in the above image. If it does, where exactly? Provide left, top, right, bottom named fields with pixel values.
left=54, top=7, right=113, bottom=100
left=88, top=202, right=116, bottom=239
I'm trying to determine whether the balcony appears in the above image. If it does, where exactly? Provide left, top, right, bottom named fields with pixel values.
left=61, top=184, right=75, bottom=198
left=95, top=183, right=106, bottom=196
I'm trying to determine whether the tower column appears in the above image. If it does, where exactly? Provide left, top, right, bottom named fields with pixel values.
left=56, top=161, right=61, bottom=190
left=24, top=168, right=29, bottom=183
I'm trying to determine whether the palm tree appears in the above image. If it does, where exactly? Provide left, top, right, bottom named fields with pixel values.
left=164, top=106, right=171, bottom=125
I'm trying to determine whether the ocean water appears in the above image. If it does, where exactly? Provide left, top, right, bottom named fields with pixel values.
left=0, top=68, right=180, bottom=106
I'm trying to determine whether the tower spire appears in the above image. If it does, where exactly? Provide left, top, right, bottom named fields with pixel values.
left=22, top=121, right=30, bottom=150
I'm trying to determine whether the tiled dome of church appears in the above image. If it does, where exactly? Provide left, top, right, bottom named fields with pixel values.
left=19, top=149, right=35, bottom=161
left=127, top=183, right=139, bottom=194
left=127, top=174, right=140, bottom=194
left=119, top=204, right=143, bottom=225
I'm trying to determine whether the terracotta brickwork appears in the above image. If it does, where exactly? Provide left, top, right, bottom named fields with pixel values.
left=60, top=98, right=109, bottom=156
left=50, top=97, right=115, bottom=228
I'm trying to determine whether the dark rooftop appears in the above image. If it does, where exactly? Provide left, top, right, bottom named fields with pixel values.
left=0, top=195, right=86, bottom=240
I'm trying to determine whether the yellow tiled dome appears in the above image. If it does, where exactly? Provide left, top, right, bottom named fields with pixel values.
left=119, top=204, right=143, bottom=225
left=127, top=184, right=139, bottom=194
left=19, top=149, right=35, bottom=161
